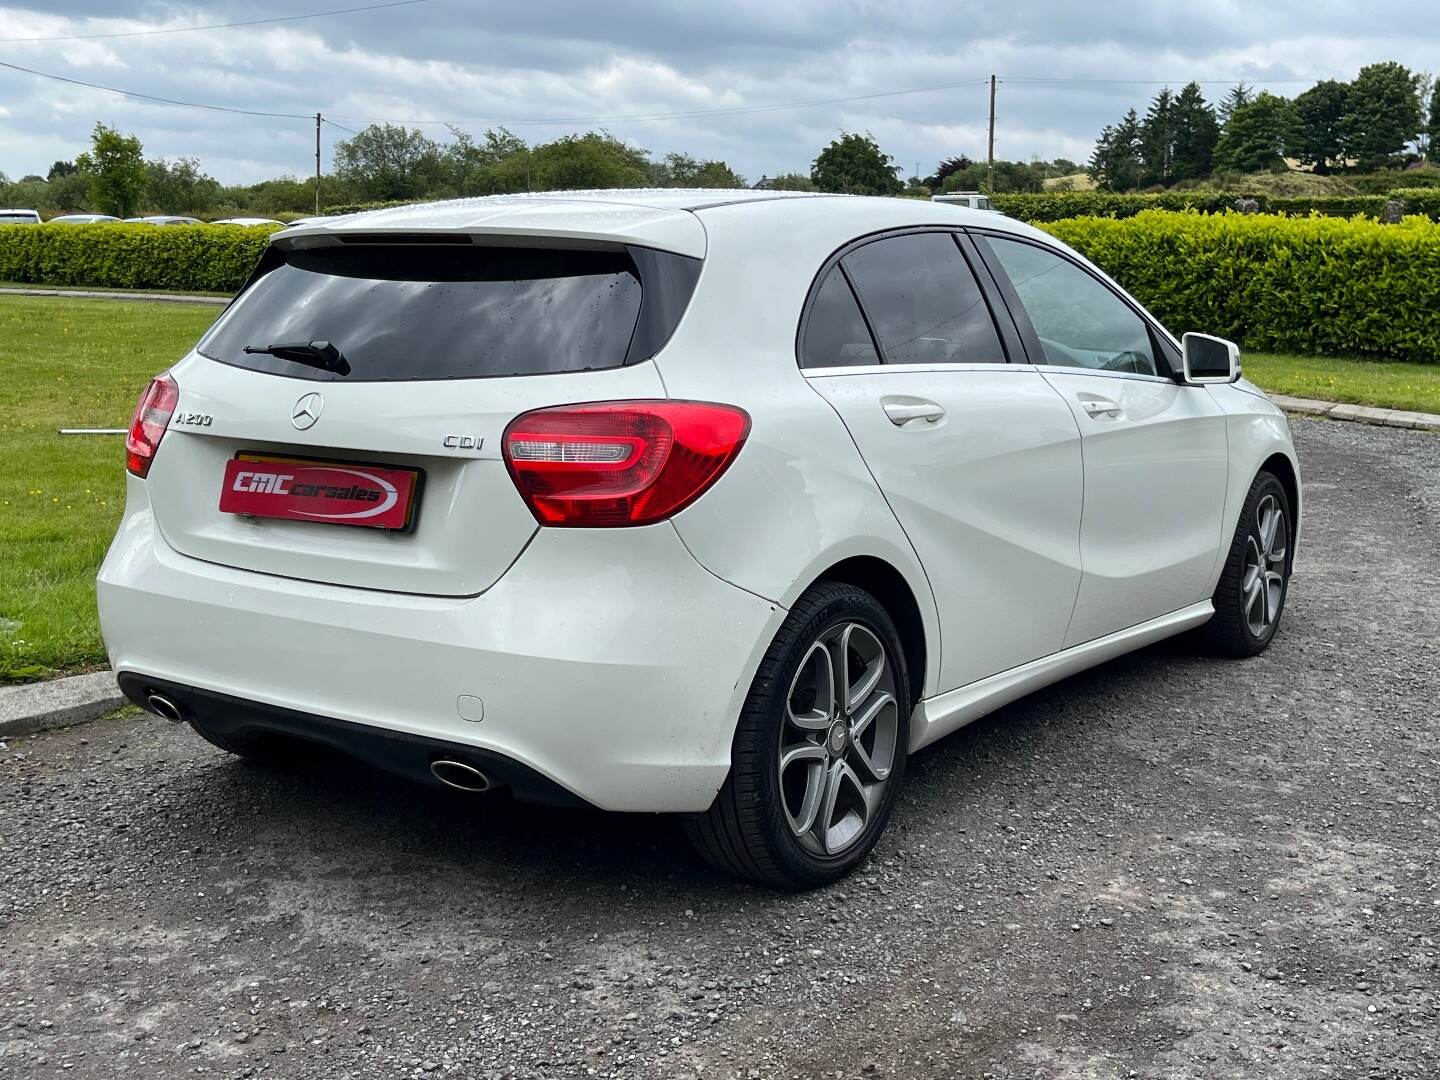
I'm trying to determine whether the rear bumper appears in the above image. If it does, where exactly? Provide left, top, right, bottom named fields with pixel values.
left=97, top=489, right=782, bottom=812
left=117, top=673, right=585, bottom=805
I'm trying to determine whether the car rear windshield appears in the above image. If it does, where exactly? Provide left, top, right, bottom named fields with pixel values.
left=0, top=213, right=38, bottom=224
left=199, top=243, right=679, bottom=381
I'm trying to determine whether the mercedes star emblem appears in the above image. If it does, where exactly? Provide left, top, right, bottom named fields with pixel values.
left=291, top=392, right=324, bottom=430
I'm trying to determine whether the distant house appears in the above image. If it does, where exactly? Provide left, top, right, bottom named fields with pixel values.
left=751, top=176, right=775, bottom=190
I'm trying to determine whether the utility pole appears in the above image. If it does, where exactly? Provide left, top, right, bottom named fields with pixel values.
left=986, top=75, right=997, bottom=193
left=314, top=113, right=322, bottom=214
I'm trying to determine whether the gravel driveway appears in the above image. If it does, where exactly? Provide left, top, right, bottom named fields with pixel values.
left=2, top=417, right=1437, bottom=1080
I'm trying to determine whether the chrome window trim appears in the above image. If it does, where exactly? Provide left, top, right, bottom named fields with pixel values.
left=1027, top=364, right=1180, bottom=387
left=802, top=361, right=1017, bottom=378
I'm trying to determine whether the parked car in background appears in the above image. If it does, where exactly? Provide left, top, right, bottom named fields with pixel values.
left=100, top=189, right=1300, bottom=888
left=123, top=216, right=202, bottom=225
left=47, top=214, right=122, bottom=224
left=932, top=191, right=996, bottom=211
left=285, top=215, right=339, bottom=228
left=0, top=209, right=42, bottom=224
left=212, top=217, right=285, bottom=226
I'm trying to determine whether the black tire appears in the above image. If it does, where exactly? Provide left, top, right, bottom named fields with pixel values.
left=1200, top=470, right=1293, bottom=657
left=685, top=582, right=911, bottom=889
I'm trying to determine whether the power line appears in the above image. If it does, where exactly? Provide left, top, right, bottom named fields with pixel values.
left=0, top=0, right=435, bottom=44
left=321, top=117, right=361, bottom=136
left=0, top=57, right=989, bottom=127
left=0, top=57, right=311, bottom=117
left=326, top=79, right=994, bottom=127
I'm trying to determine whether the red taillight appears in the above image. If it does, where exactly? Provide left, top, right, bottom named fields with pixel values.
left=502, top=401, right=750, bottom=527
left=125, top=373, right=179, bottom=478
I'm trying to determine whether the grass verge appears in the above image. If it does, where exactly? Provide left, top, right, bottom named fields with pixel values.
left=0, top=295, right=219, bottom=681
left=0, top=280, right=231, bottom=299
left=1243, top=352, right=1440, bottom=416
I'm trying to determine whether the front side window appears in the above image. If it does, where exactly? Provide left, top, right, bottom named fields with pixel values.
left=841, top=232, right=1005, bottom=365
left=985, top=236, right=1159, bottom=376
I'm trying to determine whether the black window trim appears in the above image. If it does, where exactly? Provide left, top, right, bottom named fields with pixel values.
left=968, top=228, right=1184, bottom=383
left=795, top=225, right=1018, bottom=372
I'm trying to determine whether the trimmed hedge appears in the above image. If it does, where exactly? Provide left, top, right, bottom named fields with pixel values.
left=994, top=190, right=1440, bottom=223
left=1041, top=210, right=1440, bottom=363
left=993, top=191, right=1245, bottom=222
left=0, top=222, right=281, bottom=293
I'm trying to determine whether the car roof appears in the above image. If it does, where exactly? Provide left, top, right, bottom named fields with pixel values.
left=273, top=189, right=1034, bottom=260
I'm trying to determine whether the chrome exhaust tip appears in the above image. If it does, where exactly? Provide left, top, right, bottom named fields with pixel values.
left=146, top=693, right=185, bottom=723
left=430, top=758, right=492, bottom=793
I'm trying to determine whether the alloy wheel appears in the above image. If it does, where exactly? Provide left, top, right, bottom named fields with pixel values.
left=1242, top=493, right=1287, bottom=637
left=779, top=622, right=899, bottom=856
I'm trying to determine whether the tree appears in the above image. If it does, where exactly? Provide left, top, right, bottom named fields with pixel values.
left=1088, top=109, right=1143, bottom=191
left=765, top=173, right=817, bottom=191
left=522, top=133, right=651, bottom=190
left=941, top=159, right=1041, bottom=193
left=1342, top=62, right=1423, bottom=165
left=46, top=160, right=77, bottom=181
left=651, top=152, right=744, bottom=188
left=441, top=127, right=527, bottom=195
left=1139, top=87, right=1176, bottom=186
left=333, top=124, right=446, bottom=201
left=1170, top=82, right=1219, bottom=180
left=146, top=157, right=221, bottom=214
left=1428, top=79, right=1440, bottom=160
left=1290, top=80, right=1350, bottom=172
left=934, top=155, right=974, bottom=185
left=811, top=132, right=902, bottom=196
left=1217, top=82, right=1253, bottom=127
left=1214, top=92, right=1297, bottom=173
left=74, top=123, right=147, bottom=217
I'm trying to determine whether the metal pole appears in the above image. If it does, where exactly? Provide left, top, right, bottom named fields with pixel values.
left=987, top=75, right=997, bottom=193
left=312, top=114, right=321, bottom=216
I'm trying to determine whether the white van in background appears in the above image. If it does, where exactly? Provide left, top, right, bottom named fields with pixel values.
left=932, top=192, right=996, bottom=212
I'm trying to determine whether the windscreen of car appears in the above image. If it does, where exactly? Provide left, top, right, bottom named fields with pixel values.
left=200, top=244, right=653, bottom=381
left=0, top=213, right=38, bottom=224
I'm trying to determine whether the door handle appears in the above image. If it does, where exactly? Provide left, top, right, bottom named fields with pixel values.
left=883, top=401, right=946, bottom=426
left=1080, top=397, right=1122, bottom=419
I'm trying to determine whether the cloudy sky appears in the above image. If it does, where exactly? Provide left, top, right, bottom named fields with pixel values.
left=1, top=1, right=1436, bottom=186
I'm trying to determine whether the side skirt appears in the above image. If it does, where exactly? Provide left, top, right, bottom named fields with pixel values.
left=909, top=601, right=1214, bottom=752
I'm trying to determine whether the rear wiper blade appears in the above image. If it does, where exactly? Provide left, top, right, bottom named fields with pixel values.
left=242, top=339, right=351, bottom=376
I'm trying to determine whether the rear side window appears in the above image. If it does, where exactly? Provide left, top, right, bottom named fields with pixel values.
left=800, top=268, right=879, bottom=368
left=841, top=232, right=1005, bottom=365
left=200, top=244, right=676, bottom=381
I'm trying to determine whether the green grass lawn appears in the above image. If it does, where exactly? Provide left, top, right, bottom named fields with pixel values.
left=0, top=296, right=219, bottom=681
left=1243, top=352, right=1440, bottom=415
left=0, top=279, right=232, bottom=298
left=0, top=294, right=1435, bottom=683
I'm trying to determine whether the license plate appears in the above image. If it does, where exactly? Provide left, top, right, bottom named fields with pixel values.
left=219, top=454, right=420, bottom=531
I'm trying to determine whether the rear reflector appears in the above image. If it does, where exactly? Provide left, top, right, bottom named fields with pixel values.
left=125, top=373, right=179, bottom=478
left=502, top=401, right=750, bottom=527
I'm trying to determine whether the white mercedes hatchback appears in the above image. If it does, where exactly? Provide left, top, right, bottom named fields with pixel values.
left=99, top=189, right=1299, bottom=887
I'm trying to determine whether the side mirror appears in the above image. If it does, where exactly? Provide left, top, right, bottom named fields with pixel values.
left=1181, top=332, right=1240, bottom=384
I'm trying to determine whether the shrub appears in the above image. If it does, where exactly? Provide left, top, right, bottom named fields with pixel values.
left=1265, top=195, right=1390, bottom=218
left=0, top=222, right=281, bottom=292
left=993, top=191, right=1259, bottom=222
left=1040, top=210, right=1440, bottom=363
left=995, top=190, right=1440, bottom=223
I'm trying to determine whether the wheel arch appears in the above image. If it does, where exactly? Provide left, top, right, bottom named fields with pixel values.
left=1260, top=450, right=1301, bottom=549
left=812, top=554, right=930, bottom=708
